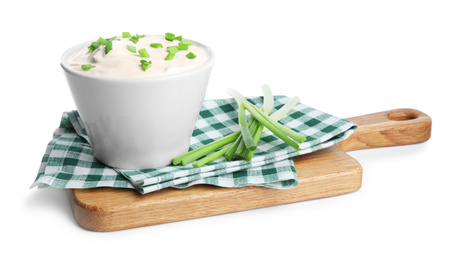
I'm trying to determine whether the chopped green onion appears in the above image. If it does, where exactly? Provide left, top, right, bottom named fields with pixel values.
left=164, top=53, right=175, bottom=60
left=105, top=40, right=114, bottom=54
left=97, top=37, right=108, bottom=45
left=130, top=35, right=139, bottom=44
left=140, top=60, right=152, bottom=71
left=106, top=36, right=117, bottom=41
left=122, top=32, right=132, bottom=38
left=165, top=32, right=175, bottom=41
left=88, top=36, right=119, bottom=52
left=81, top=64, right=96, bottom=71
left=178, top=40, right=192, bottom=50
left=175, top=35, right=182, bottom=41
left=87, top=41, right=101, bottom=52
left=105, top=40, right=113, bottom=54
left=150, top=43, right=163, bottom=48
left=164, top=46, right=179, bottom=60
left=186, top=52, right=197, bottom=59
left=178, top=44, right=188, bottom=51
left=180, top=40, right=192, bottom=45
left=167, top=46, right=179, bottom=53
left=127, top=45, right=136, bottom=53
left=138, top=48, right=150, bottom=58
left=136, top=34, right=145, bottom=38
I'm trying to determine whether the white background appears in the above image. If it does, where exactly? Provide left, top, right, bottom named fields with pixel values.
left=1, top=0, right=449, bottom=259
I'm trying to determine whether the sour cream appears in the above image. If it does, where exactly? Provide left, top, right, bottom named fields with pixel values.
left=65, top=35, right=210, bottom=78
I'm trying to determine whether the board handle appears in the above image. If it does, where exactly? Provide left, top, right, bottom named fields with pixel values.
left=336, top=108, right=432, bottom=152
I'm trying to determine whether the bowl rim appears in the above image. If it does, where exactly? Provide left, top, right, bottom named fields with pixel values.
left=60, top=35, right=215, bottom=82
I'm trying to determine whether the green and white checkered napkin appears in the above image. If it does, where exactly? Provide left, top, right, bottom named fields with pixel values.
left=31, top=95, right=357, bottom=194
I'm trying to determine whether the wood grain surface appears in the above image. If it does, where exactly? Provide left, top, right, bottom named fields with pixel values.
left=336, top=108, right=432, bottom=151
left=67, top=108, right=432, bottom=231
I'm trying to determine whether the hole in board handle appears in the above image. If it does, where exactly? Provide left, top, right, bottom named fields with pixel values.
left=388, top=110, right=419, bottom=121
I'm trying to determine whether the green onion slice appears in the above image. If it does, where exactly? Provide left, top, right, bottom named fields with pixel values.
left=180, top=40, right=192, bottom=45
left=97, top=37, right=108, bottom=45
left=106, top=36, right=117, bottom=41
left=138, top=48, right=150, bottom=58
left=175, top=35, right=182, bottom=41
left=87, top=42, right=101, bottom=52
left=167, top=46, right=179, bottom=53
left=178, top=44, right=189, bottom=50
left=88, top=35, right=119, bottom=52
left=178, top=40, right=192, bottom=50
left=186, top=52, right=197, bottom=59
left=105, top=40, right=113, bottom=54
left=127, top=45, right=136, bottom=53
left=165, top=32, right=175, bottom=41
left=130, top=36, right=139, bottom=44
left=165, top=46, right=179, bottom=60
left=150, top=43, right=163, bottom=48
left=140, top=60, right=152, bottom=71
left=81, top=64, right=96, bottom=71
left=122, top=32, right=132, bottom=38
left=164, top=53, right=175, bottom=60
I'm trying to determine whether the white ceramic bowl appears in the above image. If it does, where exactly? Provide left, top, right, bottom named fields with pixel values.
left=61, top=38, right=215, bottom=169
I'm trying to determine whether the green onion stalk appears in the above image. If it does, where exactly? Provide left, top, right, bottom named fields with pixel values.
left=172, top=85, right=305, bottom=168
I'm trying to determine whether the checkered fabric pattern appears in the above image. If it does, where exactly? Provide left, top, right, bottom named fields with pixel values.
left=32, top=112, right=134, bottom=189
left=31, top=96, right=357, bottom=194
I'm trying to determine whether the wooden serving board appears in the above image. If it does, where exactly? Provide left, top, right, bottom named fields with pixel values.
left=67, top=108, right=431, bottom=231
